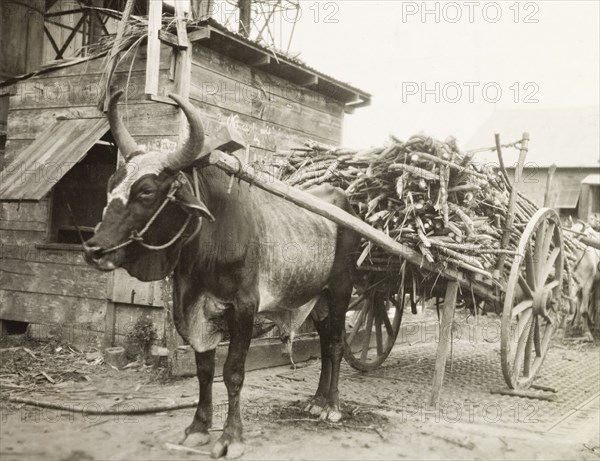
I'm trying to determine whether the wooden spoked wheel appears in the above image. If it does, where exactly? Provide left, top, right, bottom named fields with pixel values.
left=501, top=208, right=564, bottom=389
left=343, top=287, right=404, bottom=372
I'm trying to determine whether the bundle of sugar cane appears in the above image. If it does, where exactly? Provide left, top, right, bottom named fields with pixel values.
left=280, top=134, right=526, bottom=277
left=280, top=133, right=587, bottom=296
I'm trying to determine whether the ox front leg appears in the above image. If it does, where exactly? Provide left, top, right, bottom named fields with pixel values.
left=319, top=304, right=345, bottom=423
left=211, top=309, right=253, bottom=459
left=305, top=304, right=332, bottom=416
left=183, top=350, right=215, bottom=447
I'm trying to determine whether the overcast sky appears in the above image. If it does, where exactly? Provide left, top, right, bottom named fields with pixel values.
left=273, top=0, right=600, bottom=148
left=205, top=1, right=598, bottom=148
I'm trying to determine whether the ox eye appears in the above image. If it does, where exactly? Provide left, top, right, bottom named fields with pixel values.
left=138, top=190, right=156, bottom=200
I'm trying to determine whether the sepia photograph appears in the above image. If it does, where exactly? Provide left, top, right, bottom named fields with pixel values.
left=0, top=1, right=598, bottom=460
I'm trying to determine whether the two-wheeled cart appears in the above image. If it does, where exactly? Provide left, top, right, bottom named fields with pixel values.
left=203, top=132, right=567, bottom=403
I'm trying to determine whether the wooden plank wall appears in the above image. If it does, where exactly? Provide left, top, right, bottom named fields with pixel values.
left=1, top=40, right=346, bottom=352
left=0, top=0, right=45, bottom=79
left=0, top=44, right=178, bottom=332
left=189, top=42, right=345, bottom=155
left=507, top=167, right=596, bottom=209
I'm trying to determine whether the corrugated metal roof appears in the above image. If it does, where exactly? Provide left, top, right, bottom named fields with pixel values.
left=198, top=18, right=371, bottom=103
left=0, top=118, right=109, bottom=201
left=466, top=107, right=600, bottom=168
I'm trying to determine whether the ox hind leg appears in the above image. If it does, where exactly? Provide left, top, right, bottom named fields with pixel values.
left=211, top=307, right=254, bottom=459
left=580, top=281, right=595, bottom=340
left=183, top=349, right=215, bottom=447
left=306, top=255, right=356, bottom=421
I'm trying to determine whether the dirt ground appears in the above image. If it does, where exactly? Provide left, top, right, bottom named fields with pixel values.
left=1, top=321, right=599, bottom=461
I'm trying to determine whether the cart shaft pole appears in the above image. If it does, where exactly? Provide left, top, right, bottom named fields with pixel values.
left=205, top=150, right=495, bottom=298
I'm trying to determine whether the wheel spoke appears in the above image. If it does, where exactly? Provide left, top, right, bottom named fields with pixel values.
left=375, top=315, right=383, bottom=356
left=533, top=221, right=547, bottom=274
left=512, top=299, right=533, bottom=318
left=544, top=280, right=560, bottom=292
left=348, top=292, right=367, bottom=311
left=523, top=320, right=534, bottom=377
left=347, top=299, right=369, bottom=345
left=539, top=247, right=561, bottom=286
left=525, top=247, right=537, bottom=290
left=360, top=308, right=374, bottom=361
left=512, top=310, right=534, bottom=381
left=518, top=275, right=534, bottom=299
left=380, top=305, right=395, bottom=338
left=540, top=222, right=556, bottom=266
left=533, top=316, right=541, bottom=357
left=512, top=308, right=533, bottom=346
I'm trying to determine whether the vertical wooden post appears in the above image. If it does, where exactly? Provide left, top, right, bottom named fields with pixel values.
left=174, top=1, right=192, bottom=142
left=496, top=133, right=530, bottom=275
left=430, top=280, right=459, bottom=405
left=101, top=0, right=136, bottom=110
left=238, top=0, right=252, bottom=37
left=166, top=1, right=193, bottom=375
left=543, top=164, right=557, bottom=207
left=145, top=0, right=163, bottom=96
left=103, top=272, right=116, bottom=348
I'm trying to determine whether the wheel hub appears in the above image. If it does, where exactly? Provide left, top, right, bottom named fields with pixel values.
left=533, top=285, right=554, bottom=324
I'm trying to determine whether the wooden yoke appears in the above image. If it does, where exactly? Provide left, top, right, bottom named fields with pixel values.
left=193, top=124, right=246, bottom=164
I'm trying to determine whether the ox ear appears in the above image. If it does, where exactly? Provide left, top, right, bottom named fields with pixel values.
left=175, top=187, right=215, bottom=222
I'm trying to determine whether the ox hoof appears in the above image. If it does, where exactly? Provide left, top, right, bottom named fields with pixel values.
left=304, top=398, right=326, bottom=417
left=182, top=431, right=211, bottom=447
left=319, top=405, right=342, bottom=423
left=211, top=436, right=245, bottom=459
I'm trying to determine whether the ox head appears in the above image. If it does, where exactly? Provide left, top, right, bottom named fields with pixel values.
left=83, top=90, right=214, bottom=281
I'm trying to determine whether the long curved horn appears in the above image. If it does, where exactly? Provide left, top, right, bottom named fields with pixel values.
left=107, top=90, right=140, bottom=161
left=166, top=93, right=205, bottom=171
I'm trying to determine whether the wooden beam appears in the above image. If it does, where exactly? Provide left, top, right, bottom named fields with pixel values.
left=344, top=95, right=368, bottom=114
left=299, top=74, right=318, bottom=88
left=43, top=26, right=61, bottom=57
left=174, top=1, right=189, bottom=47
left=543, top=164, right=557, bottom=207
left=430, top=280, right=459, bottom=405
left=250, top=55, right=271, bottom=67
left=56, top=11, right=89, bottom=60
left=159, top=30, right=188, bottom=50
left=202, top=151, right=495, bottom=300
left=147, top=94, right=178, bottom=106
left=45, top=7, right=88, bottom=17
left=145, top=0, right=163, bottom=95
left=174, top=1, right=192, bottom=151
left=187, top=28, right=211, bottom=42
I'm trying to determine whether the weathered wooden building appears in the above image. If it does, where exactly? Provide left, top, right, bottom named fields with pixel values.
left=466, top=106, right=600, bottom=216
left=0, top=1, right=370, bottom=371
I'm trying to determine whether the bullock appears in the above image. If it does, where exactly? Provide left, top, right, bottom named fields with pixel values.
left=565, top=218, right=600, bottom=339
left=84, top=91, right=360, bottom=458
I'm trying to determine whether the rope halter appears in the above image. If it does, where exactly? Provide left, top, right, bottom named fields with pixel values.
left=99, top=172, right=201, bottom=255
